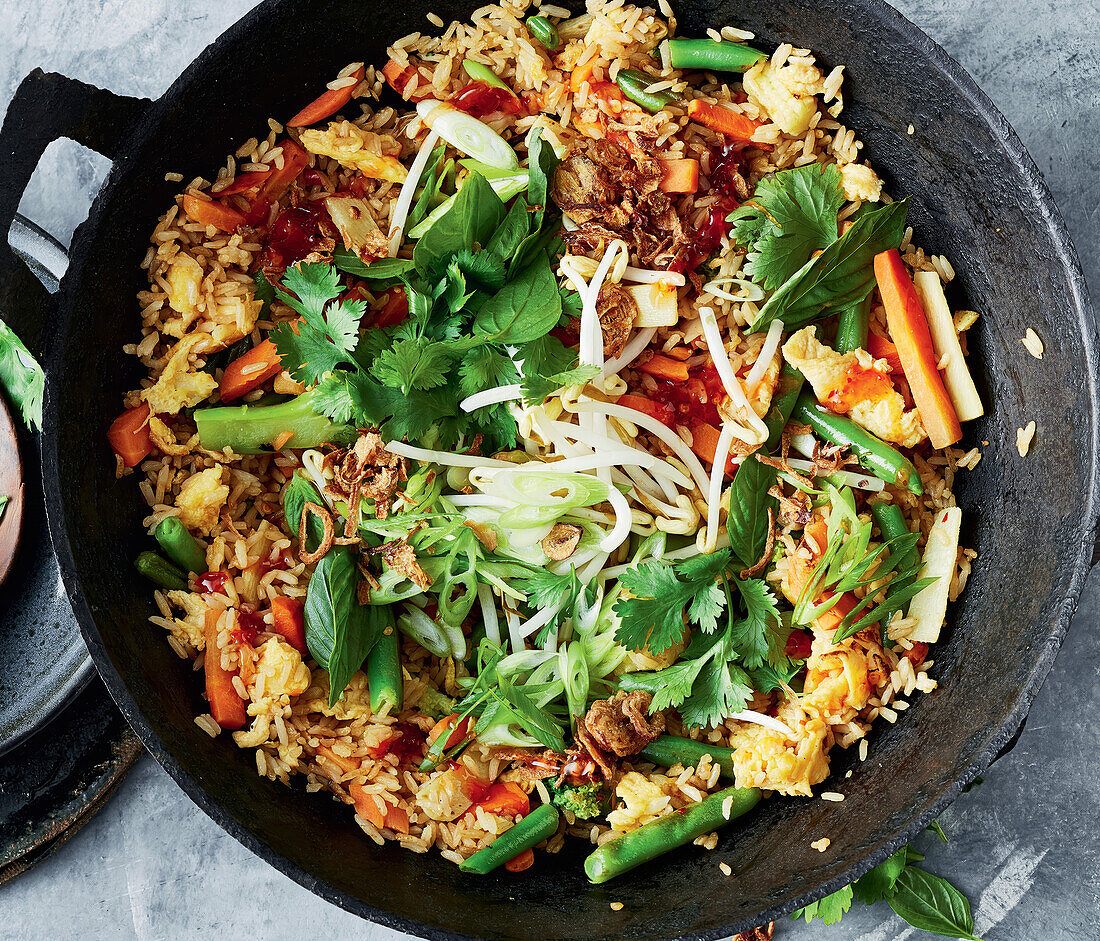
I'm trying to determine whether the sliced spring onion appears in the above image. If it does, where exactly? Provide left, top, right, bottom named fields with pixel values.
left=385, top=129, right=441, bottom=256
left=406, top=171, right=528, bottom=239
left=698, top=305, right=768, bottom=445
left=744, top=318, right=783, bottom=393
left=416, top=100, right=519, bottom=170
left=704, top=421, right=737, bottom=552
left=398, top=605, right=465, bottom=659
left=462, top=59, right=514, bottom=93
left=560, top=640, right=589, bottom=719
left=703, top=276, right=765, bottom=303
left=477, top=583, right=501, bottom=646
left=460, top=383, right=523, bottom=413
left=785, top=458, right=886, bottom=492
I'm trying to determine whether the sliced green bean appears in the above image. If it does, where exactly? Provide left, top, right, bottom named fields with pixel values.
left=834, top=292, right=872, bottom=354
left=664, top=38, right=767, bottom=73
left=525, top=15, right=559, bottom=51
left=764, top=363, right=805, bottom=450
left=459, top=804, right=561, bottom=874
left=366, top=625, right=403, bottom=714
left=614, top=69, right=676, bottom=113
left=792, top=393, right=923, bottom=494
left=638, top=736, right=736, bottom=779
left=154, top=516, right=206, bottom=573
left=135, top=551, right=188, bottom=591
left=462, top=60, right=513, bottom=94
left=584, top=785, right=761, bottom=883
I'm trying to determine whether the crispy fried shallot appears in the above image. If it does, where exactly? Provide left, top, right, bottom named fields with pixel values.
left=582, top=690, right=665, bottom=758
left=739, top=506, right=776, bottom=579
left=298, top=501, right=335, bottom=564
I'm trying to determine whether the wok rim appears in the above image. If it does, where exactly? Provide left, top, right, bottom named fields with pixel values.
left=39, top=0, right=1100, bottom=936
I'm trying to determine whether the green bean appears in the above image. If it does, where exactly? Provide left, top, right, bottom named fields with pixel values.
left=638, top=736, right=736, bottom=779
left=366, top=625, right=403, bottom=714
left=664, top=38, right=768, bottom=73
left=869, top=501, right=921, bottom=623
left=525, top=15, right=559, bottom=51
left=834, top=293, right=872, bottom=354
left=459, top=804, right=561, bottom=874
left=764, top=363, right=805, bottom=450
left=584, top=786, right=761, bottom=883
left=154, top=516, right=206, bottom=573
left=135, top=552, right=188, bottom=591
left=614, top=69, right=676, bottom=113
left=792, top=393, right=923, bottom=495
left=462, top=60, right=513, bottom=94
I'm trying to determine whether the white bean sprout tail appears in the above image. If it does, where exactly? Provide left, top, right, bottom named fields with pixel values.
left=698, top=306, right=768, bottom=445
left=704, top=422, right=737, bottom=552
left=386, top=129, right=441, bottom=257
left=745, top=318, right=784, bottom=393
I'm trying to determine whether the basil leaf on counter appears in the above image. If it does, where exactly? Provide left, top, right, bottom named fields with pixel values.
left=887, top=866, right=982, bottom=940
left=749, top=197, right=909, bottom=333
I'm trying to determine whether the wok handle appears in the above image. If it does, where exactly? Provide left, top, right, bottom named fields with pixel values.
left=0, top=70, right=150, bottom=357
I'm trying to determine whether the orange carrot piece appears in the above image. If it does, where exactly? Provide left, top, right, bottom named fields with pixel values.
left=203, top=609, right=248, bottom=731
left=663, top=346, right=692, bottom=361
left=383, top=59, right=433, bottom=101
left=616, top=394, right=675, bottom=428
left=476, top=781, right=531, bottom=818
left=658, top=158, right=700, bottom=194
left=384, top=805, right=410, bottom=835
left=182, top=194, right=246, bottom=233
left=428, top=713, right=471, bottom=751
left=867, top=331, right=904, bottom=374
left=288, top=65, right=366, bottom=127
left=686, top=99, right=763, bottom=142
left=316, top=744, right=361, bottom=775
left=219, top=339, right=283, bottom=403
left=636, top=354, right=690, bottom=383
left=505, top=848, right=535, bottom=872
left=271, top=596, right=307, bottom=655
left=242, top=139, right=311, bottom=225
left=570, top=59, right=598, bottom=93
left=874, top=249, right=961, bottom=449
left=688, top=421, right=736, bottom=476
left=212, top=169, right=271, bottom=197
left=108, top=402, right=154, bottom=468
left=785, top=518, right=860, bottom=635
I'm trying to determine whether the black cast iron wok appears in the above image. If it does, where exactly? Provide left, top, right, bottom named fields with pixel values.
left=1, top=0, right=1094, bottom=936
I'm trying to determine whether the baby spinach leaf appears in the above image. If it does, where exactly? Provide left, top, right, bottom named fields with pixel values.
left=473, top=252, right=562, bottom=343
left=888, top=867, right=982, bottom=940
left=726, top=455, right=778, bottom=572
left=413, top=172, right=506, bottom=278
left=750, top=198, right=909, bottom=333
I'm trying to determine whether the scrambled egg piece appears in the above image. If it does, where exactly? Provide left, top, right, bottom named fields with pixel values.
left=840, top=163, right=883, bottom=203
left=166, top=589, right=207, bottom=651
left=607, top=771, right=672, bottom=831
left=297, top=671, right=373, bottom=721
left=249, top=637, right=311, bottom=700
left=175, top=466, right=229, bottom=535
left=731, top=713, right=831, bottom=796
left=300, top=122, right=407, bottom=183
left=164, top=253, right=204, bottom=336
left=147, top=416, right=195, bottom=457
left=803, top=644, right=872, bottom=718
left=744, top=59, right=822, bottom=135
left=416, top=766, right=475, bottom=822
left=141, top=333, right=218, bottom=416
left=783, top=326, right=925, bottom=448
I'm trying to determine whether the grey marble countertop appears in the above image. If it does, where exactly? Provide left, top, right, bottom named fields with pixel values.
left=2, top=0, right=1099, bottom=938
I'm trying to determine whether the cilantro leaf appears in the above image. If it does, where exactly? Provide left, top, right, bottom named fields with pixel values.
left=458, top=346, right=519, bottom=400
left=792, top=884, right=854, bottom=926
left=852, top=847, right=908, bottom=905
left=518, top=334, right=576, bottom=379
left=0, top=319, right=44, bottom=431
left=679, top=653, right=752, bottom=728
left=454, top=247, right=508, bottom=292
left=521, top=363, right=598, bottom=405
left=614, top=550, right=730, bottom=654
left=374, top=338, right=453, bottom=393
left=731, top=163, right=844, bottom=291
left=727, top=578, right=784, bottom=669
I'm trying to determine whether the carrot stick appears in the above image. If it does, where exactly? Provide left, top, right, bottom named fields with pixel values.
left=288, top=65, right=365, bottom=127
left=874, top=249, right=961, bottom=449
left=243, top=139, right=311, bottom=225
left=658, top=158, right=699, bottom=194
left=504, top=848, right=535, bottom=872
left=316, top=744, right=361, bottom=775
left=688, top=421, right=736, bottom=476
left=181, top=194, right=246, bottom=233
left=219, top=339, right=283, bottom=403
left=635, top=354, right=689, bottom=383
left=686, top=99, right=763, bottom=142
left=108, top=402, right=154, bottom=467
left=867, top=331, right=903, bottom=374
left=203, top=609, right=248, bottom=730
left=271, top=596, right=307, bottom=655
left=570, top=59, right=598, bottom=93
left=212, top=169, right=271, bottom=196
left=349, top=783, right=409, bottom=832
left=428, top=713, right=471, bottom=751
left=475, top=781, right=530, bottom=818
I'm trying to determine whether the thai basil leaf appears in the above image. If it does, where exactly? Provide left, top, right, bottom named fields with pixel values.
left=473, top=251, right=562, bottom=344
left=413, top=172, right=506, bottom=278
left=0, top=319, right=44, bottom=431
left=332, top=250, right=417, bottom=280
left=526, top=127, right=560, bottom=232
left=887, top=867, right=982, bottom=940
left=749, top=198, right=909, bottom=333
left=726, top=455, right=778, bottom=572
left=486, top=197, right=533, bottom=262
left=283, top=473, right=326, bottom=552
left=305, top=546, right=388, bottom=705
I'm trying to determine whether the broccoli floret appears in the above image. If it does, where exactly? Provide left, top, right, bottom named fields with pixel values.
left=547, top=779, right=611, bottom=820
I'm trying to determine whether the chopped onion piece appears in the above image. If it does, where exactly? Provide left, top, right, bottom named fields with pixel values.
left=460, top=383, right=523, bottom=412
left=698, top=305, right=768, bottom=445
left=704, top=421, right=737, bottom=552
left=386, top=129, right=441, bottom=256
left=478, top=583, right=501, bottom=646
left=744, top=318, right=783, bottom=393
left=385, top=441, right=517, bottom=468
